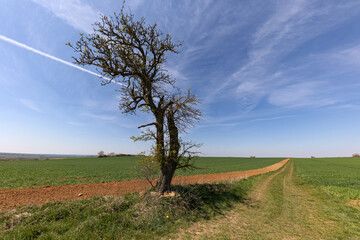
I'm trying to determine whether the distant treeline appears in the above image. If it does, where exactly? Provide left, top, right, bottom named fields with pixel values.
left=0, top=152, right=95, bottom=161
left=97, top=152, right=134, bottom=158
left=0, top=157, right=42, bottom=162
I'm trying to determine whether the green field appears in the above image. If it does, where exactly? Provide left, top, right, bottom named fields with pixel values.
left=0, top=156, right=284, bottom=189
left=0, top=153, right=87, bottom=161
left=294, top=157, right=360, bottom=200
left=1, top=157, right=360, bottom=239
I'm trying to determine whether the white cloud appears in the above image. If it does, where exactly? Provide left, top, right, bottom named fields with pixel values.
left=337, top=45, right=360, bottom=67
left=83, top=113, right=116, bottom=121
left=253, top=0, right=309, bottom=45
left=334, top=104, right=360, bottom=110
left=233, top=0, right=328, bottom=81
left=0, top=35, right=124, bottom=86
left=303, top=44, right=360, bottom=72
left=197, top=122, right=238, bottom=128
left=212, top=0, right=360, bottom=113
left=252, top=115, right=292, bottom=122
left=203, top=1, right=323, bottom=106
left=166, top=66, right=187, bottom=82
left=81, top=98, right=99, bottom=109
left=67, top=121, right=85, bottom=126
left=19, top=99, right=43, bottom=113
left=236, top=81, right=261, bottom=94
left=268, top=82, right=335, bottom=108
left=32, top=0, right=101, bottom=33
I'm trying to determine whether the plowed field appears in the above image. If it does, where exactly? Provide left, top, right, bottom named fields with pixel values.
left=0, top=159, right=289, bottom=210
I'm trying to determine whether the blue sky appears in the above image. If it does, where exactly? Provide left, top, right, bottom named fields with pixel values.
left=1, top=0, right=360, bottom=157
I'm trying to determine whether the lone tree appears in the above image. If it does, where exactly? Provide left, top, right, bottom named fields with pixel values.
left=97, top=150, right=105, bottom=158
left=68, top=7, right=201, bottom=193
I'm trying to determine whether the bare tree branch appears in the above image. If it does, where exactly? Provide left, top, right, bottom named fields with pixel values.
left=138, top=122, right=157, bottom=129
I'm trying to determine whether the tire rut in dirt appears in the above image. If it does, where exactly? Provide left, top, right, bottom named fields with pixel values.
left=170, top=160, right=338, bottom=239
left=167, top=162, right=291, bottom=240
left=246, top=161, right=289, bottom=207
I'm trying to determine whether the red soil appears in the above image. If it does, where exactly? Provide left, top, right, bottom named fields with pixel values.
left=0, top=158, right=289, bottom=211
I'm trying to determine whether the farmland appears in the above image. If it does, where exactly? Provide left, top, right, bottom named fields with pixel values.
left=0, top=157, right=359, bottom=239
left=0, top=153, right=83, bottom=161
left=0, top=156, right=283, bottom=189
left=169, top=158, right=360, bottom=239
left=294, top=157, right=360, bottom=200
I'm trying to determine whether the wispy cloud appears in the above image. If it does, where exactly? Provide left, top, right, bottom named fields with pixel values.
left=197, top=122, right=238, bottom=128
left=228, top=1, right=326, bottom=92
left=209, top=0, right=360, bottom=111
left=332, top=104, right=360, bottom=110
left=333, top=44, right=360, bottom=68
left=81, top=112, right=142, bottom=129
left=31, top=0, right=101, bottom=33
left=0, top=35, right=123, bottom=86
left=198, top=114, right=292, bottom=128
left=83, top=113, right=116, bottom=121
left=136, top=0, right=360, bottom=127
left=67, top=121, right=85, bottom=126
left=19, top=99, right=43, bottom=113
left=251, top=115, right=292, bottom=122
left=267, top=82, right=335, bottom=108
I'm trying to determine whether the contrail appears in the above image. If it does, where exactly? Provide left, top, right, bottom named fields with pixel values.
left=0, top=35, right=124, bottom=86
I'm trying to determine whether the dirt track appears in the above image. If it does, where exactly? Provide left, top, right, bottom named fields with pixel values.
left=168, top=159, right=343, bottom=240
left=0, top=158, right=289, bottom=210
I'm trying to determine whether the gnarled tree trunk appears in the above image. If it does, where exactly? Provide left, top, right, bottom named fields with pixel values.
left=156, top=105, right=180, bottom=193
left=154, top=114, right=165, bottom=166
left=156, top=162, right=177, bottom=193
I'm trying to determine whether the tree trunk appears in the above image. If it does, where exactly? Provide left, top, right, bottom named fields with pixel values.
left=167, top=106, right=180, bottom=161
left=156, top=161, right=177, bottom=193
left=156, top=106, right=180, bottom=194
left=154, top=113, right=165, bottom=166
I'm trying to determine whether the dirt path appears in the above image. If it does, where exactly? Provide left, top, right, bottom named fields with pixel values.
left=0, top=159, right=289, bottom=211
left=168, top=160, right=340, bottom=240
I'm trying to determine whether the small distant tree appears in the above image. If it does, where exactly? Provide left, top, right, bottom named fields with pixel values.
left=69, top=5, right=201, bottom=193
left=108, top=152, right=116, bottom=157
left=352, top=153, right=360, bottom=157
left=98, top=151, right=106, bottom=158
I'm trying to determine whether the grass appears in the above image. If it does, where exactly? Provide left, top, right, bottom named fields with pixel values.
left=0, top=179, right=254, bottom=239
left=0, top=156, right=283, bottom=189
left=167, top=160, right=360, bottom=239
left=1, top=158, right=359, bottom=239
left=294, top=157, right=360, bottom=200
left=293, top=158, right=360, bottom=239
left=262, top=161, right=360, bottom=239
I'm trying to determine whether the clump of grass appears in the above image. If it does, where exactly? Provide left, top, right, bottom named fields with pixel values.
left=0, top=179, right=253, bottom=239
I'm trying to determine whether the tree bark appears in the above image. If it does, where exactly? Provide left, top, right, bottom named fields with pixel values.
left=154, top=114, right=165, bottom=165
left=167, top=106, right=180, bottom=161
left=156, top=106, right=180, bottom=193
left=156, top=161, right=177, bottom=193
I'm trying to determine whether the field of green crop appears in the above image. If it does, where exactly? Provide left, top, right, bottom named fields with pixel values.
left=0, top=153, right=85, bottom=161
left=0, top=156, right=284, bottom=189
left=294, top=157, right=360, bottom=200
left=1, top=157, right=359, bottom=239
